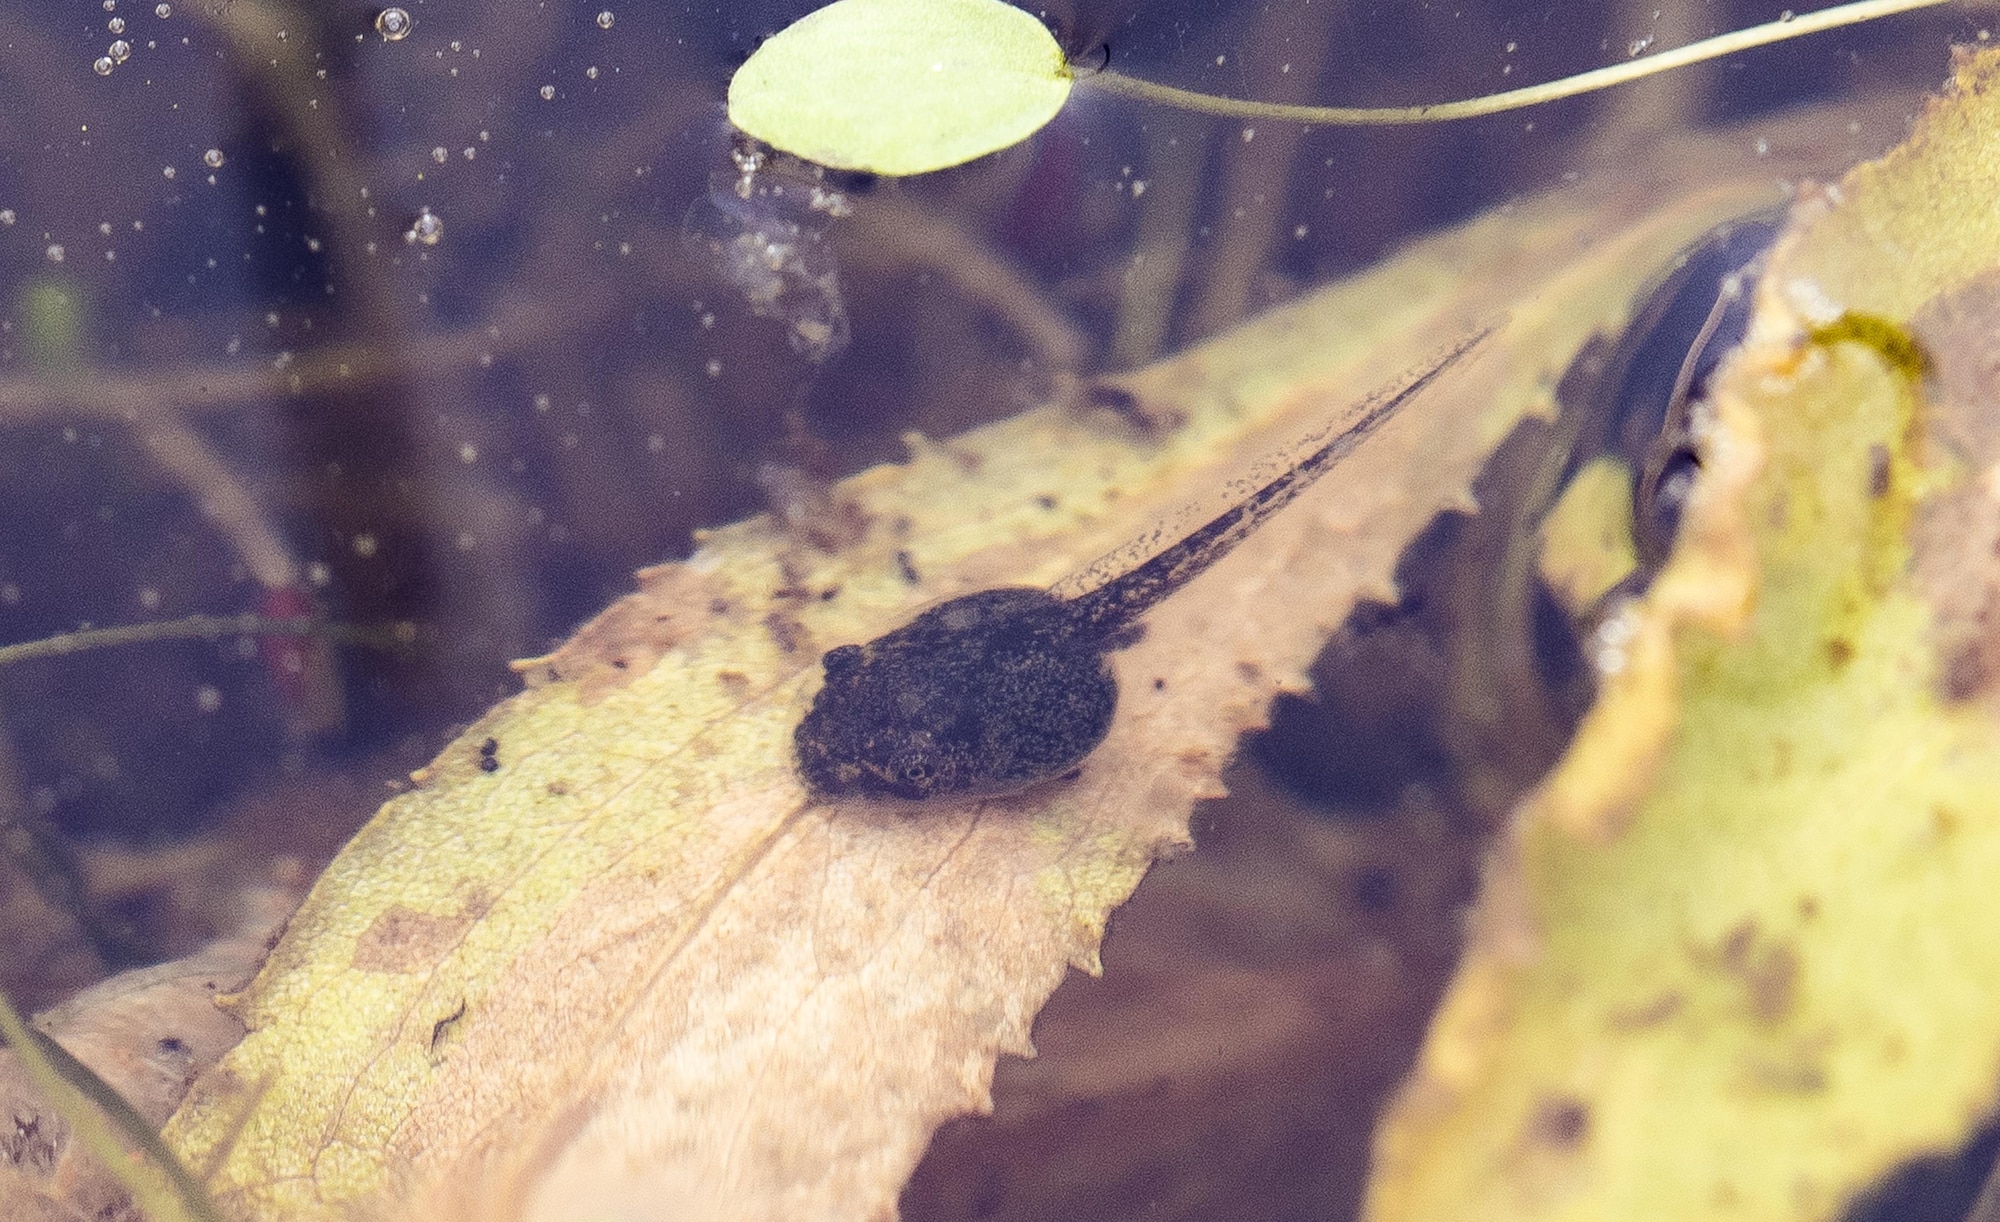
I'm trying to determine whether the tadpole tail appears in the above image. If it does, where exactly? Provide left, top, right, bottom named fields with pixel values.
left=1067, top=324, right=1497, bottom=637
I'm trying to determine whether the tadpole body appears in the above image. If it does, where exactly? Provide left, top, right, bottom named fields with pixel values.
left=794, top=331, right=1489, bottom=801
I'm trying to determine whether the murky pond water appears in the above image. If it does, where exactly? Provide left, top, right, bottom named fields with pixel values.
left=0, top=0, right=1980, bottom=1217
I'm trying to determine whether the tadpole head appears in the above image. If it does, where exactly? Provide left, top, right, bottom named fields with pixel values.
left=793, top=587, right=1119, bottom=802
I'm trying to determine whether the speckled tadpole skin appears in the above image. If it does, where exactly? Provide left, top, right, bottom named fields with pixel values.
left=794, top=588, right=1117, bottom=800
left=795, top=329, right=1489, bottom=802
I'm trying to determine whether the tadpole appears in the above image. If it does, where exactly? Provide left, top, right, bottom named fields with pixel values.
left=794, top=330, right=1491, bottom=801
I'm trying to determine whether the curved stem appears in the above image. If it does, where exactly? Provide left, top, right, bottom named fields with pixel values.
left=1089, top=0, right=1965, bottom=125
left=0, top=614, right=412, bottom=669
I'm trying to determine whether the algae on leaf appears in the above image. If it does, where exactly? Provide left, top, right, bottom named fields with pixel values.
left=1369, top=46, right=2000, bottom=1222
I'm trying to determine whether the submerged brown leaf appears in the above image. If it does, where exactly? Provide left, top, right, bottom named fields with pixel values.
left=147, top=97, right=1899, bottom=1222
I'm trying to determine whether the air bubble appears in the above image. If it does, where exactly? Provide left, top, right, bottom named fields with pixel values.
left=155, top=3, right=171, bottom=16
left=203, top=147, right=225, bottom=168
left=45, top=244, right=65, bottom=263
left=596, top=10, right=614, bottom=28
left=107, top=15, right=126, bottom=32
left=538, top=84, right=556, bottom=100
left=374, top=7, right=412, bottom=40
left=404, top=207, right=443, bottom=246
left=107, top=39, right=131, bottom=63
left=585, top=65, right=599, bottom=79
left=430, top=146, right=447, bottom=163
left=0, top=209, right=14, bottom=226
left=92, top=55, right=115, bottom=75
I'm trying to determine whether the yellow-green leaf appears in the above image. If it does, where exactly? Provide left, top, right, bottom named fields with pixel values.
left=726, top=0, right=1071, bottom=175
left=1369, top=46, right=2000, bottom=1222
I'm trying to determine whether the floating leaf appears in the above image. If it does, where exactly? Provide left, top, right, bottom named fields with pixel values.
left=726, top=0, right=1071, bottom=175
left=1368, top=46, right=2000, bottom=1222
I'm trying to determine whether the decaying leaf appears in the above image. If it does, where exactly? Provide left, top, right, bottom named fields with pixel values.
left=1369, top=46, right=2000, bottom=1222
left=140, top=88, right=1914, bottom=1222
left=1, top=923, right=271, bottom=1221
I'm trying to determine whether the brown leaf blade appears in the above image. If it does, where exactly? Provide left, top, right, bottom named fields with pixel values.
left=160, top=119, right=1820, bottom=1221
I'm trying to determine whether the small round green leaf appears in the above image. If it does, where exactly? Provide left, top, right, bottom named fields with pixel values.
left=727, top=0, right=1072, bottom=176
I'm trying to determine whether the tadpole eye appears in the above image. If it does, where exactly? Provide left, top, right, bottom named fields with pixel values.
left=900, top=759, right=934, bottom=784
left=822, top=644, right=865, bottom=678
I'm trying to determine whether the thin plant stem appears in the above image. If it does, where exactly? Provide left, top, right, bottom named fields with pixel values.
left=1189, top=0, right=1339, bottom=338
left=0, top=984, right=223, bottom=1222
left=1088, top=0, right=1966, bottom=125
left=1594, top=0, right=1714, bottom=136
left=1110, top=115, right=1205, bottom=366
left=138, top=419, right=303, bottom=592
left=0, top=613, right=412, bottom=669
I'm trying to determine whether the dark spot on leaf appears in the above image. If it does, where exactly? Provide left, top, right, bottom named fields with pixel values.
left=1610, top=992, right=1685, bottom=1029
left=1941, top=644, right=1987, bottom=701
left=1711, top=920, right=1799, bottom=1023
left=764, top=612, right=805, bottom=653
left=352, top=905, right=471, bottom=973
left=1529, top=1096, right=1591, bottom=1149
left=1826, top=637, right=1855, bottom=670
